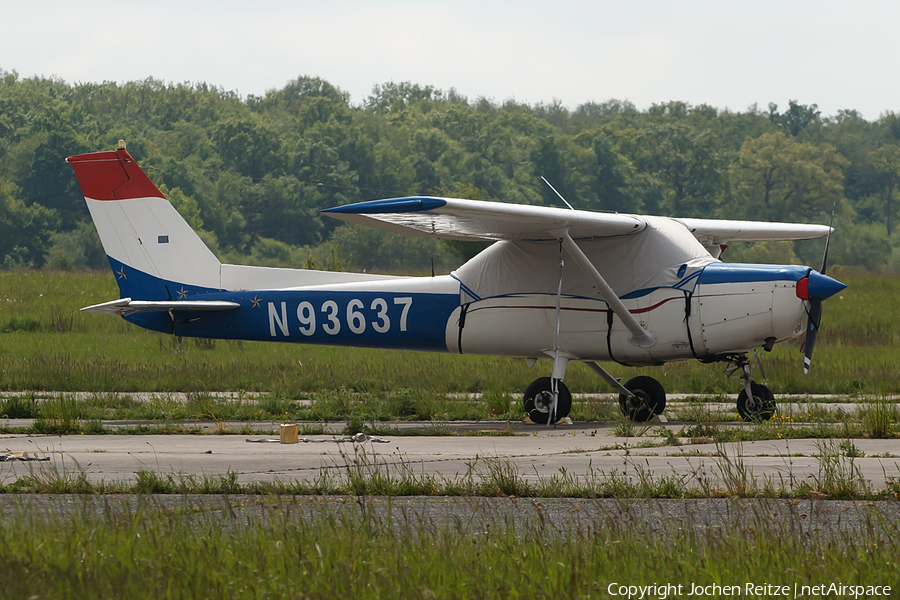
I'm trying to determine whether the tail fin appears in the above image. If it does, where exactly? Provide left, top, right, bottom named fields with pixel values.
left=67, top=145, right=221, bottom=300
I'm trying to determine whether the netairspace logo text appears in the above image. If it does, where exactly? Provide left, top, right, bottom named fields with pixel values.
left=606, top=582, right=892, bottom=599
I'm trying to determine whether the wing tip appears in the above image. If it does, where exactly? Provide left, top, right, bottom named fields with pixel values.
left=321, top=197, right=447, bottom=215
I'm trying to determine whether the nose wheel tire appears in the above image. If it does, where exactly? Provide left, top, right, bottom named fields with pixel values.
left=618, top=376, right=666, bottom=422
left=736, top=382, right=776, bottom=421
left=524, top=377, right=572, bottom=424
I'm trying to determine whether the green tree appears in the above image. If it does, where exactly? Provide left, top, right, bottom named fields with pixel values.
left=12, top=104, right=86, bottom=226
left=731, top=132, right=850, bottom=223
left=212, top=115, right=282, bottom=181
left=768, top=100, right=822, bottom=140
left=243, top=174, right=323, bottom=247
left=870, top=144, right=900, bottom=236
left=0, top=178, right=58, bottom=267
left=257, top=76, right=347, bottom=117
left=637, top=122, right=722, bottom=216
left=158, top=184, right=204, bottom=231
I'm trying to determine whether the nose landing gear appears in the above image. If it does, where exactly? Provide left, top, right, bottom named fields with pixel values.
left=726, top=352, right=776, bottom=421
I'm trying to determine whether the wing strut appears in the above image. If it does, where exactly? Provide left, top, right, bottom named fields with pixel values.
left=560, top=233, right=656, bottom=348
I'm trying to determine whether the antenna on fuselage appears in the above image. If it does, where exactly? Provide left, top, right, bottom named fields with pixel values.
left=541, top=176, right=575, bottom=211
left=821, top=202, right=837, bottom=275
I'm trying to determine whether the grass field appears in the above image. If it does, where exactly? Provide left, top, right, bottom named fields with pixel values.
left=0, top=495, right=896, bottom=599
left=1, top=269, right=897, bottom=397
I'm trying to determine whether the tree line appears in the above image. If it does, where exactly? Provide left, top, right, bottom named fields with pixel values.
left=1, top=70, right=899, bottom=274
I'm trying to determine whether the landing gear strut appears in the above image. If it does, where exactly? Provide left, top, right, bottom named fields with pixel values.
left=726, top=353, right=776, bottom=421
left=584, top=361, right=668, bottom=422
left=524, top=377, right=572, bottom=424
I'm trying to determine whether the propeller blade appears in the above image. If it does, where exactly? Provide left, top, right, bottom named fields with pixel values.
left=805, top=201, right=840, bottom=375
left=803, top=298, right=822, bottom=374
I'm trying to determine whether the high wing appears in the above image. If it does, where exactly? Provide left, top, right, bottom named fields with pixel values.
left=322, top=196, right=833, bottom=243
left=677, top=218, right=832, bottom=245
left=321, top=197, right=646, bottom=241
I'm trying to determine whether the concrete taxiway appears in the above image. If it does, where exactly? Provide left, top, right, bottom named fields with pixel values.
left=2, top=420, right=898, bottom=491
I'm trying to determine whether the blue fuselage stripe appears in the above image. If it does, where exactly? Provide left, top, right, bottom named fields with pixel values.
left=111, top=259, right=460, bottom=352
left=127, top=290, right=459, bottom=352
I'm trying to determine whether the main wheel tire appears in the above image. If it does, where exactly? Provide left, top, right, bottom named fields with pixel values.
left=523, top=377, right=572, bottom=424
left=618, top=376, right=666, bottom=422
left=736, top=383, right=776, bottom=422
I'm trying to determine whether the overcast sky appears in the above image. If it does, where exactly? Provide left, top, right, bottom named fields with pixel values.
left=3, top=0, right=898, bottom=120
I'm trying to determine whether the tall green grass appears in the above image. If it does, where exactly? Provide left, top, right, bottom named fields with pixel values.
left=0, top=494, right=896, bottom=599
left=1, top=270, right=897, bottom=394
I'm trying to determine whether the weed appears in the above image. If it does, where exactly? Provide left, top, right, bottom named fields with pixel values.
left=343, top=417, right=365, bottom=435
left=480, top=457, right=531, bottom=497
left=134, top=470, right=177, bottom=494
left=613, top=418, right=653, bottom=438
left=858, top=397, right=898, bottom=439
left=299, top=422, right=327, bottom=435
left=655, top=426, right=682, bottom=446
left=47, top=305, right=75, bottom=333
left=192, top=337, right=217, bottom=351
left=33, top=395, right=85, bottom=434
left=677, top=420, right=719, bottom=440
left=714, top=442, right=759, bottom=497
left=0, top=394, right=36, bottom=418
left=0, top=494, right=896, bottom=599
left=257, top=391, right=295, bottom=417
left=422, top=420, right=454, bottom=436
left=669, top=397, right=730, bottom=422
left=838, top=439, right=866, bottom=458
left=482, top=385, right=515, bottom=417
left=803, top=440, right=870, bottom=500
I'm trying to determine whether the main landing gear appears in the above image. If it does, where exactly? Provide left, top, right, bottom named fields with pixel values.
left=522, top=372, right=669, bottom=424
left=584, top=361, right=668, bottom=423
left=523, top=377, right=572, bottom=424
left=522, top=362, right=669, bottom=424
left=618, top=376, right=666, bottom=422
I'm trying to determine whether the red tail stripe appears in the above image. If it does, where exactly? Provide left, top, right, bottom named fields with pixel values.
left=67, top=149, right=165, bottom=201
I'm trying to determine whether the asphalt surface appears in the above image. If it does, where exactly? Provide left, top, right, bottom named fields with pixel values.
left=2, top=420, right=898, bottom=493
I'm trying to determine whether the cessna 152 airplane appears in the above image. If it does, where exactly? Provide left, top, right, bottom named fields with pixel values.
left=68, top=143, right=846, bottom=424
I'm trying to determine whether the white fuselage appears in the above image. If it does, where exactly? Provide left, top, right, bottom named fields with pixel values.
left=442, top=267, right=808, bottom=365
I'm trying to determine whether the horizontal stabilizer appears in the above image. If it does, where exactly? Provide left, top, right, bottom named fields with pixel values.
left=81, top=298, right=240, bottom=317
